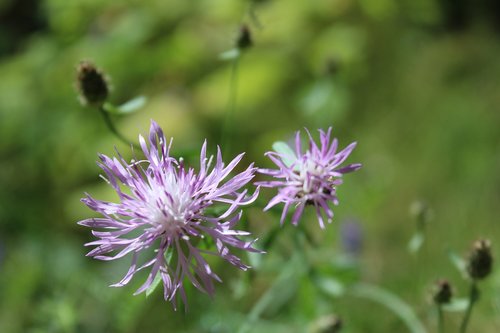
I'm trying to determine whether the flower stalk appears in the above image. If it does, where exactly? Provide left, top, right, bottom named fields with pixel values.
left=99, top=105, right=140, bottom=149
left=459, top=281, right=478, bottom=333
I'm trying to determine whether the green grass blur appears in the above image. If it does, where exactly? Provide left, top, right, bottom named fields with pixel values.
left=1, top=0, right=499, bottom=332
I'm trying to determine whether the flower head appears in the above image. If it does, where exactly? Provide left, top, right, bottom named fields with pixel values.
left=257, top=128, right=361, bottom=228
left=78, top=121, right=260, bottom=309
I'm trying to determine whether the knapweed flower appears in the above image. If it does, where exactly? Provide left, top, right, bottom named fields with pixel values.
left=257, top=128, right=361, bottom=228
left=78, top=121, right=260, bottom=309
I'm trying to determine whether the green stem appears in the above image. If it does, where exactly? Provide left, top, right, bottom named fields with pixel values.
left=221, top=56, right=240, bottom=156
left=459, top=281, right=479, bottom=333
left=98, top=106, right=140, bottom=149
left=437, top=304, right=444, bottom=333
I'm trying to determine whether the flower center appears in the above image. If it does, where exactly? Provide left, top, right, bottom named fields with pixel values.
left=292, top=158, right=334, bottom=202
left=147, top=174, right=194, bottom=235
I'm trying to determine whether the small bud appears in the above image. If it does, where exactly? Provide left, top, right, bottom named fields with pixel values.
left=76, top=61, right=109, bottom=106
left=433, top=279, right=453, bottom=304
left=236, top=25, right=252, bottom=50
left=309, top=314, right=343, bottom=333
left=467, top=239, right=493, bottom=280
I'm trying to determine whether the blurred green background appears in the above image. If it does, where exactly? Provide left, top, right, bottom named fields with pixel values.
left=1, top=0, right=499, bottom=332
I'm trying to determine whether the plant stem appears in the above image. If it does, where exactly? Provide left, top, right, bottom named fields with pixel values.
left=437, top=304, right=444, bottom=333
left=221, top=56, right=240, bottom=157
left=459, top=281, right=479, bottom=333
left=98, top=106, right=140, bottom=149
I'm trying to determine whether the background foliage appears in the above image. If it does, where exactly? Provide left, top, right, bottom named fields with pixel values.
left=0, top=0, right=499, bottom=332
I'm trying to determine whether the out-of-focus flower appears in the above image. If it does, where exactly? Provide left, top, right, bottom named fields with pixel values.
left=78, top=121, right=260, bottom=309
left=257, top=128, right=361, bottom=228
left=340, top=219, right=363, bottom=256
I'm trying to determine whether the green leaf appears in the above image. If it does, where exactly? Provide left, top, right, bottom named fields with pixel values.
left=102, top=96, right=147, bottom=115
left=145, top=272, right=162, bottom=297
left=316, top=276, right=345, bottom=297
left=350, top=283, right=427, bottom=333
left=442, top=298, right=469, bottom=312
left=408, top=232, right=425, bottom=254
left=117, top=96, right=147, bottom=114
left=145, top=249, right=173, bottom=297
left=272, top=141, right=297, bottom=168
left=219, top=48, right=240, bottom=61
left=447, top=249, right=467, bottom=276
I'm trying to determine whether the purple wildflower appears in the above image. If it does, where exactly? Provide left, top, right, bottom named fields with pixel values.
left=78, top=121, right=260, bottom=309
left=340, top=219, right=363, bottom=256
left=257, top=128, right=361, bottom=228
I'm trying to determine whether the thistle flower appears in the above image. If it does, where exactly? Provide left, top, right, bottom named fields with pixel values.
left=78, top=121, right=260, bottom=309
left=257, top=128, right=361, bottom=228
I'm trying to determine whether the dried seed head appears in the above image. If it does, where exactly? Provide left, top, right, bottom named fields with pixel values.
left=310, top=314, right=343, bottom=333
left=236, top=25, right=252, bottom=50
left=433, top=279, right=453, bottom=304
left=467, top=239, right=493, bottom=280
left=76, top=61, right=109, bottom=106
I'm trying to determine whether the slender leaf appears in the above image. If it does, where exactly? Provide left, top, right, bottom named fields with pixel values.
left=145, top=272, right=162, bottom=297
left=146, top=249, right=173, bottom=297
left=117, top=96, right=147, bottom=114
left=442, top=298, right=469, bottom=312
left=350, top=283, right=427, bottom=333
left=315, top=276, right=345, bottom=297
left=102, top=96, right=147, bottom=115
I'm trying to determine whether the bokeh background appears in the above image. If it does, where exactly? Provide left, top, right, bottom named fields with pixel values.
left=1, top=0, right=499, bottom=332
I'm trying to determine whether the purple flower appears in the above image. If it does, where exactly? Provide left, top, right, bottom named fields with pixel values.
left=257, top=128, right=361, bottom=228
left=340, top=219, right=363, bottom=256
left=78, top=121, right=260, bottom=309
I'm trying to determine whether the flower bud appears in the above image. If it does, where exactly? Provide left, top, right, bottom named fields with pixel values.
left=76, top=61, right=109, bottom=106
left=432, top=279, right=453, bottom=304
left=309, top=314, right=342, bottom=333
left=467, top=239, right=493, bottom=280
left=236, top=25, right=252, bottom=50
